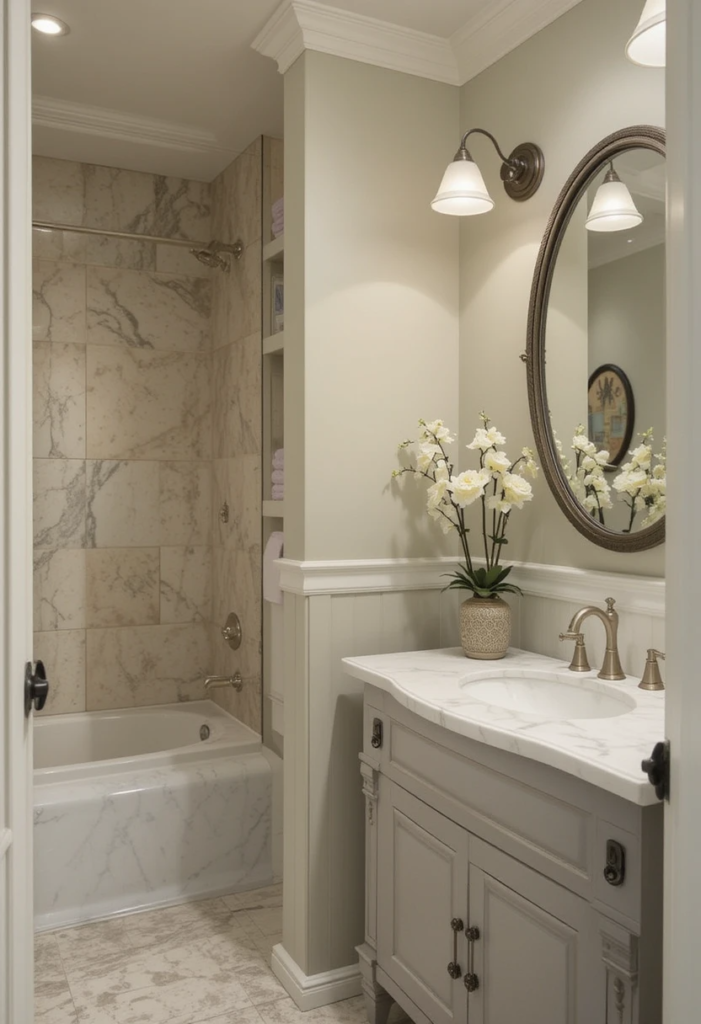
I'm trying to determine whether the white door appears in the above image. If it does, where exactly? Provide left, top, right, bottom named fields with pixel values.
left=0, top=0, right=35, bottom=1020
left=664, top=0, right=701, bottom=1021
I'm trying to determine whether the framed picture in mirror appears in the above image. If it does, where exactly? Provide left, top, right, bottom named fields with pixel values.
left=587, top=363, right=635, bottom=470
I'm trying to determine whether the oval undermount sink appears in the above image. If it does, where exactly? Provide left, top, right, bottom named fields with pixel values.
left=460, top=673, right=636, bottom=720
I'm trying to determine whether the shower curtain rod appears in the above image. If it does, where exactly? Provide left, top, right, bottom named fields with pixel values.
left=32, top=220, right=208, bottom=249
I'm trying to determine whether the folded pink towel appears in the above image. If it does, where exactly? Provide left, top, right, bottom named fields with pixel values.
left=271, top=469, right=285, bottom=485
left=272, top=197, right=284, bottom=218
left=271, top=485, right=284, bottom=500
left=272, top=448, right=284, bottom=469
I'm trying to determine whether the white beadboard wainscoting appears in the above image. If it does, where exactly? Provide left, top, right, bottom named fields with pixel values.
left=273, top=556, right=665, bottom=1009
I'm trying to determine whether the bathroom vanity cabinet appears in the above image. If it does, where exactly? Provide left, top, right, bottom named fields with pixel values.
left=358, top=686, right=663, bottom=1024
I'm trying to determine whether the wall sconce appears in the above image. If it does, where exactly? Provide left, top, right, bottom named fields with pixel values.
left=431, top=129, right=544, bottom=216
left=626, top=0, right=665, bottom=67
left=585, top=163, right=643, bottom=233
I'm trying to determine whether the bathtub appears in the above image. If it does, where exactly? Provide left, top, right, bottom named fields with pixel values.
left=34, top=701, right=282, bottom=931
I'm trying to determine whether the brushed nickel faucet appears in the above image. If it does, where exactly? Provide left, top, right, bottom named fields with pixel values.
left=204, top=672, right=243, bottom=692
left=559, top=597, right=626, bottom=681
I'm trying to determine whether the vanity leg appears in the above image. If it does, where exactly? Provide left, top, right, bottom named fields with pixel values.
left=358, top=943, right=393, bottom=1024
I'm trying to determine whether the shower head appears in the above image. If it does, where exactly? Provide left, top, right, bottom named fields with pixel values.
left=190, top=239, right=243, bottom=271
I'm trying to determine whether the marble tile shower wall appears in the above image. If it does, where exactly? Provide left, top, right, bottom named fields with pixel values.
left=208, top=138, right=264, bottom=733
left=32, top=156, right=215, bottom=715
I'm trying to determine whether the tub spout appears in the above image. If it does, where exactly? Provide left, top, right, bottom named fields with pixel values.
left=204, top=672, right=243, bottom=692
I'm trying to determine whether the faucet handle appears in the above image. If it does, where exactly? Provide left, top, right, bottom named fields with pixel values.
left=559, top=631, right=591, bottom=673
left=639, top=649, right=665, bottom=691
left=605, top=597, right=617, bottom=614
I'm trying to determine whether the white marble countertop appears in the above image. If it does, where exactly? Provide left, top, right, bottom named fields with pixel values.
left=342, top=647, right=665, bottom=806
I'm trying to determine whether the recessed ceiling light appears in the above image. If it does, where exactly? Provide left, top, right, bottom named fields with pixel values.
left=31, top=13, right=70, bottom=36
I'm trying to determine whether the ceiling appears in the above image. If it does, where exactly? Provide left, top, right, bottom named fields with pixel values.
left=31, top=0, right=566, bottom=181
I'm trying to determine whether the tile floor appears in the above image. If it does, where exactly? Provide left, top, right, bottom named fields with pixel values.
left=35, top=885, right=372, bottom=1024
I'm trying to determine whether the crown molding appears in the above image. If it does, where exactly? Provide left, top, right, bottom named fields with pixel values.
left=451, top=0, right=585, bottom=84
left=32, top=96, right=236, bottom=157
left=253, top=0, right=587, bottom=87
left=252, top=0, right=459, bottom=84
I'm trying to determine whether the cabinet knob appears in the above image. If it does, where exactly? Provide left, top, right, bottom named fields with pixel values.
left=464, top=973, right=479, bottom=992
left=371, top=718, right=383, bottom=749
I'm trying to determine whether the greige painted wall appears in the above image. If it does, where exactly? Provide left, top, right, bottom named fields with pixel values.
left=458, top=0, right=665, bottom=576
left=284, top=51, right=460, bottom=562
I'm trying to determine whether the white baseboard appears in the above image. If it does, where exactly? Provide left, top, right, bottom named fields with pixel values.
left=271, top=943, right=362, bottom=1010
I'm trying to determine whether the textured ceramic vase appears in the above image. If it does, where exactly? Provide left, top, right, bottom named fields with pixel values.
left=459, top=596, right=511, bottom=660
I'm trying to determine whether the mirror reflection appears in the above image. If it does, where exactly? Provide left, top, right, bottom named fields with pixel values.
left=546, top=147, right=666, bottom=534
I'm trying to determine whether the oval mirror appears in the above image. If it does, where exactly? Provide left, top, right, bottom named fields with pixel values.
left=527, top=126, right=665, bottom=552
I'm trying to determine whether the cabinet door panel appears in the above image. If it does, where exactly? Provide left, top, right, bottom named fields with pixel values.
left=468, top=839, right=599, bottom=1024
left=378, top=779, right=469, bottom=1024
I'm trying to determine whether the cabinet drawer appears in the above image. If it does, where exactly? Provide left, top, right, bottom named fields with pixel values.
left=388, top=718, right=593, bottom=884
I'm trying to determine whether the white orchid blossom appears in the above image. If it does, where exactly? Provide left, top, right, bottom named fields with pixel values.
left=393, top=415, right=538, bottom=598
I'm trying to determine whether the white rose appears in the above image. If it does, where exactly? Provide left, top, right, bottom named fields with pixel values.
left=524, top=458, right=539, bottom=479
left=416, top=442, right=441, bottom=473
left=612, top=468, right=648, bottom=496
left=420, top=419, right=455, bottom=444
left=448, top=469, right=491, bottom=507
left=594, top=450, right=610, bottom=466
left=427, top=478, right=449, bottom=508
left=653, top=464, right=665, bottom=480
left=502, top=472, right=533, bottom=509
left=572, top=435, right=596, bottom=456
left=630, top=444, right=652, bottom=469
left=582, top=494, right=598, bottom=512
left=467, top=426, right=506, bottom=451
left=581, top=456, right=596, bottom=472
left=484, top=449, right=511, bottom=475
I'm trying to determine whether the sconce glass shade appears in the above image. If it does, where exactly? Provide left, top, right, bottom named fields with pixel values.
left=585, top=173, right=643, bottom=233
left=431, top=156, right=494, bottom=216
left=625, top=0, right=665, bottom=67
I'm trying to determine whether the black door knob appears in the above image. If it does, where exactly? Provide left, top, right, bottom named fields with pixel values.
left=25, top=660, right=49, bottom=716
left=642, top=740, right=669, bottom=801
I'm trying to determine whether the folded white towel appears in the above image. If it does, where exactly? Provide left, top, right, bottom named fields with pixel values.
left=271, top=469, right=285, bottom=485
left=271, top=485, right=285, bottom=500
left=272, top=448, right=284, bottom=469
left=272, top=197, right=284, bottom=218
left=263, top=531, right=284, bottom=604
left=272, top=221, right=284, bottom=239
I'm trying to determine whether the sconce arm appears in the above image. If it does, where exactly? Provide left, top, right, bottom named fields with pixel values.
left=458, top=128, right=515, bottom=168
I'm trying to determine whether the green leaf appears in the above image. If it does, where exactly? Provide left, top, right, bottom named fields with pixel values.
left=492, top=566, right=513, bottom=586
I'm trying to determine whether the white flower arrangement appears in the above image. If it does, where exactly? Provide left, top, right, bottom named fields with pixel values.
left=569, top=425, right=613, bottom=523
left=394, top=414, right=537, bottom=598
left=612, top=430, right=666, bottom=531
left=557, top=425, right=666, bottom=532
